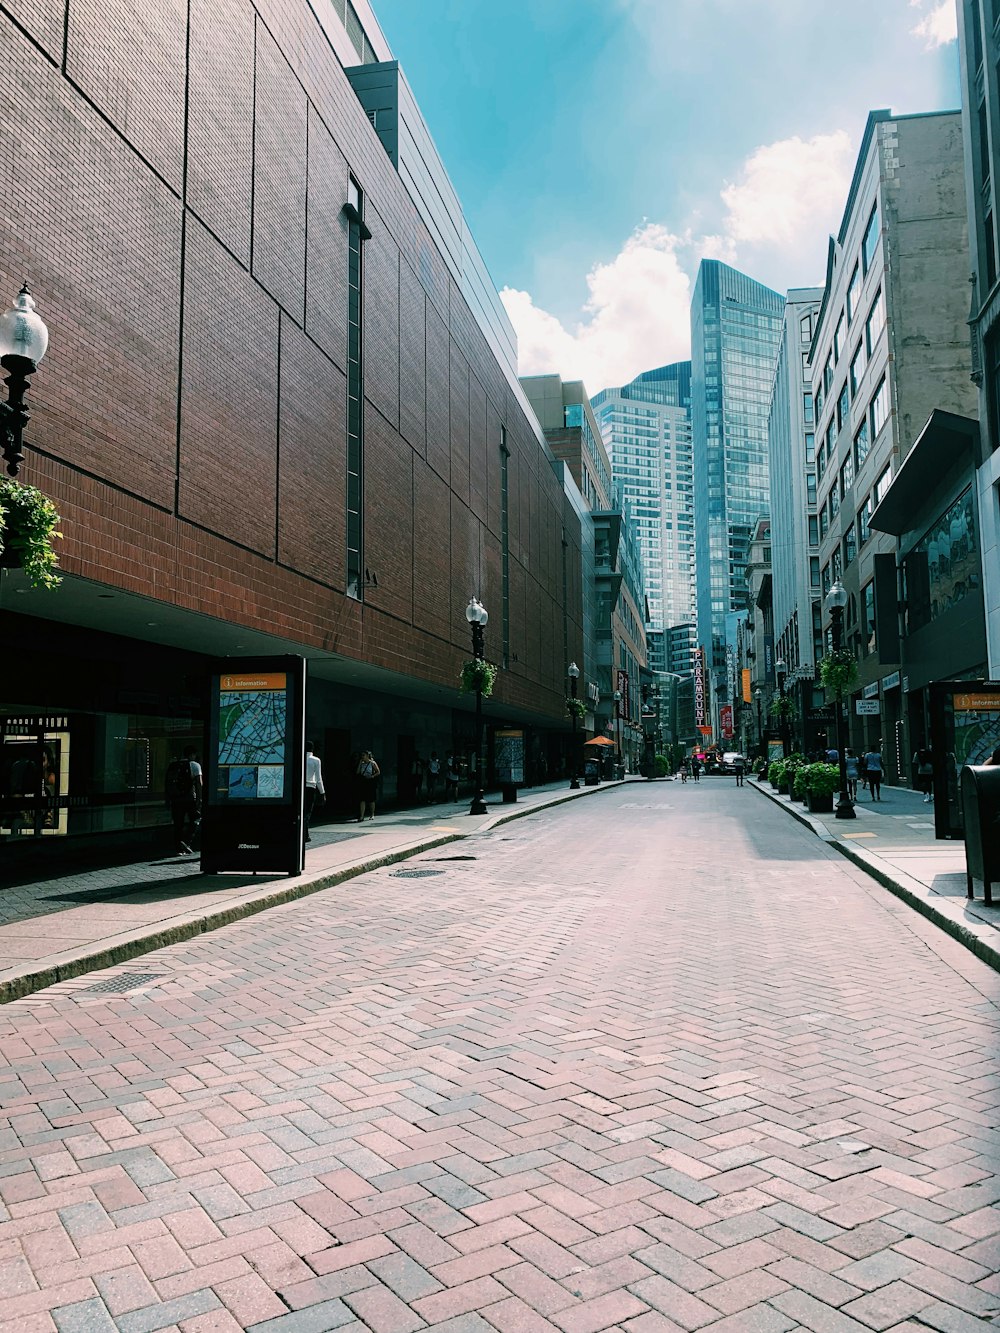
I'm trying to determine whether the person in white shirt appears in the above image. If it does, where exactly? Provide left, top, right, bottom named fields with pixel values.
left=304, top=741, right=325, bottom=842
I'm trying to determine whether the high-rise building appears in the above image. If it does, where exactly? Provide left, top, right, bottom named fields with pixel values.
left=691, top=261, right=785, bottom=674
left=591, top=362, right=694, bottom=674
left=958, top=1, right=1000, bottom=675
left=767, top=288, right=824, bottom=747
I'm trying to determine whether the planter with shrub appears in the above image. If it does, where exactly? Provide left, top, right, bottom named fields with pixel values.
left=804, top=762, right=840, bottom=813
left=0, top=480, right=62, bottom=589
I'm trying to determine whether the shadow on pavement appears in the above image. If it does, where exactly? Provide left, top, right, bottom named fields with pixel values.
left=48, top=872, right=281, bottom=905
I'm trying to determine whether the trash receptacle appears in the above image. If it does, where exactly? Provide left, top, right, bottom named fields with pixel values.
left=961, top=765, right=1000, bottom=904
left=584, top=759, right=599, bottom=787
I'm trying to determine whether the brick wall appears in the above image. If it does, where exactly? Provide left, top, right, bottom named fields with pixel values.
left=0, top=0, right=576, bottom=718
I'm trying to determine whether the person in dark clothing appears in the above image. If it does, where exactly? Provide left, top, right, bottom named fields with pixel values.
left=166, top=746, right=202, bottom=853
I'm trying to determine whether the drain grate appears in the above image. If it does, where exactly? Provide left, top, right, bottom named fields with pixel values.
left=391, top=868, right=445, bottom=878
left=83, top=971, right=168, bottom=994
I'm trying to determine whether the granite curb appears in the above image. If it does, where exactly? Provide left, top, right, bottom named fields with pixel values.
left=0, top=780, right=625, bottom=1005
left=749, top=777, right=1000, bottom=973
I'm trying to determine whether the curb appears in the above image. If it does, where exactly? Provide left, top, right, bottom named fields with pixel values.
left=749, top=779, right=1000, bottom=973
left=0, top=781, right=623, bottom=1005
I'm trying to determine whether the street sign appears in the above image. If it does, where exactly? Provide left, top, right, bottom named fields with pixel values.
left=856, top=700, right=881, bottom=715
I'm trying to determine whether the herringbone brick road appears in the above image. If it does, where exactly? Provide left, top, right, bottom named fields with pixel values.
left=1, top=784, right=999, bottom=1333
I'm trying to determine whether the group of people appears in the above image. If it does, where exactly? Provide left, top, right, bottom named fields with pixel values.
left=841, top=746, right=885, bottom=800
left=306, top=743, right=381, bottom=830
left=407, top=752, right=462, bottom=803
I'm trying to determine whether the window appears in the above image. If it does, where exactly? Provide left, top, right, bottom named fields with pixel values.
left=840, top=453, right=854, bottom=498
left=800, top=313, right=813, bottom=343
left=825, top=421, right=835, bottom=469
left=847, top=264, right=861, bottom=323
left=858, top=495, right=872, bottom=545
left=837, top=383, right=850, bottom=431
left=816, top=438, right=826, bottom=475
left=830, top=483, right=840, bottom=517
left=987, top=326, right=1000, bottom=451
left=834, top=311, right=845, bottom=362
left=819, top=505, right=828, bottom=538
left=810, top=555, right=821, bottom=588
left=809, top=515, right=819, bottom=546
left=815, top=381, right=824, bottom=418
left=865, top=287, right=885, bottom=354
left=822, top=562, right=832, bottom=594
left=863, top=581, right=876, bottom=654
left=500, top=427, right=510, bottom=667
left=862, top=203, right=881, bottom=274
left=805, top=431, right=815, bottom=463
left=824, top=354, right=833, bottom=393
left=803, top=393, right=814, bottom=425
left=870, top=375, right=889, bottom=438
left=854, top=417, right=870, bottom=470
left=345, top=175, right=368, bottom=600
left=987, top=210, right=998, bottom=290
left=850, top=342, right=866, bottom=395
left=874, top=464, right=892, bottom=505
left=832, top=548, right=842, bottom=580
left=902, top=488, right=978, bottom=633
left=844, top=526, right=857, bottom=567
left=807, top=473, right=817, bottom=505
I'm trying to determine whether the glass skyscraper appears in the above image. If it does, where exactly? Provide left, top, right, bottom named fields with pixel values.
left=691, top=260, right=785, bottom=671
left=592, top=363, right=693, bottom=674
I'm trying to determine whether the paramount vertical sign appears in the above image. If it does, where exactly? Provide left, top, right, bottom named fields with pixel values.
left=693, top=646, right=706, bottom=727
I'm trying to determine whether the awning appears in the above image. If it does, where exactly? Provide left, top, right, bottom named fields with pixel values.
left=582, top=736, right=616, bottom=747
left=870, top=410, right=979, bottom=536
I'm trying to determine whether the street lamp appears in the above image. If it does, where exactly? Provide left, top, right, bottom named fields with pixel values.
left=568, top=661, right=581, bottom=789
left=613, top=689, right=623, bottom=778
left=775, top=658, right=790, bottom=757
left=824, top=578, right=856, bottom=820
left=465, top=597, right=489, bottom=815
left=755, top=687, right=763, bottom=751
left=1, top=284, right=49, bottom=477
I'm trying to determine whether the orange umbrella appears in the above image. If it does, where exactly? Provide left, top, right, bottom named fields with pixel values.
left=582, top=736, right=616, bottom=746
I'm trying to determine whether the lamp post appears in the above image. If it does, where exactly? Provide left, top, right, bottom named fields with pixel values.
left=568, top=661, right=581, bottom=789
left=824, top=578, right=856, bottom=820
left=1, top=285, right=49, bottom=478
left=775, top=658, right=790, bottom=757
left=755, top=687, right=763, bottom=753
left=465, top=597, right=488, bottom=815
left=613, top=689, right=623, bottom=778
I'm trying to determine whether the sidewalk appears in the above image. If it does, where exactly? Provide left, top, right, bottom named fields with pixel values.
left=0, top=779, right=623, bottom=1004
left=750, top=775, right=1000, bottom=968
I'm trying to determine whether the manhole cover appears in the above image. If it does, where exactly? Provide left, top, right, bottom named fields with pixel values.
left=391, top=868, right=445, bottom=878
left=83, top=971, right=168, bottom=994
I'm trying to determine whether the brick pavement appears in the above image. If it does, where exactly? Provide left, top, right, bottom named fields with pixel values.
left=1, top=782, right=999, bottom=1333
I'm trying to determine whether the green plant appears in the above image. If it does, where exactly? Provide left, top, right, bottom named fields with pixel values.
left=804, top=762, right=841, bottom=796
left=768, top=759, right=786, bottom=786
left=654, top=753, right=670, bottom=777
left=459, top=659, right=497, bottom=697
left=793, top=765, right=810, bottom=798
left=818, top=648, right=858, bottom=695
left=566, top=696, right=587, bottom=721
left=0, top=480, right=62, bottom=589
left=770, top=694, right=798, bottom=720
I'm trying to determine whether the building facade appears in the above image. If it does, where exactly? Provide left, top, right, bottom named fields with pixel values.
left=812, top=110, right=978, bottom=782
left=768, top=288, right=826, bottom=750
left=591, top=362, right=694, bottom=675
left=0, top=0, right=583, bottom=852
left=690, top=261, right=785, bottom=675
left=958, top=0, right=1000, bottom=677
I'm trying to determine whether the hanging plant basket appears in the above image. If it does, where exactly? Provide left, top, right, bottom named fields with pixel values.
left=566, top=697, right=587, bottom=721
left=0, top=479, right=62, bottom=589
left=459, top=659, right=497, bottom=697
left=818, top=648, right=858, bottom=695
left=769, top=694, right=798, bottom=721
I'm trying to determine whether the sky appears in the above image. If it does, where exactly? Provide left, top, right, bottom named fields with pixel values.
left=371, top=0, right=962, bottom=395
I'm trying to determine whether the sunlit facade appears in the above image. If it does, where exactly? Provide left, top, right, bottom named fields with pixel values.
left=592, top=363, right=694, bottom=674
left=691, top=261, right=784, bottom=673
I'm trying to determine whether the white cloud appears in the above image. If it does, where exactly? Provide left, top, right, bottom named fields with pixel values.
left=502, top=132, right=856, bottom=391
left=910, top=0, right=958, bottom=49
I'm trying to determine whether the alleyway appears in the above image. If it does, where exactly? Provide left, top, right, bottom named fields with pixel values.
left=1, top=784, right=999, bottom=1333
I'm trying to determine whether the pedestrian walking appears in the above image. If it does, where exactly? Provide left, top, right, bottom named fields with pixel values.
left=863, top=744, right=884, bottom=800
left=913, top=747, right=934, bottom=803
left=733, top=754, right=745, bottom=787
left=691, top=756, right=701, bottom=782
left=680, top=758, right=689, bottom=783
left=356, top=750, right=380, bottom=821
left=844, top=748, right=860, bottom=801
left=444, top=752, right=460, bottom=801
left=303, top=741, right=324, bottom=842
left=165, top=746, right=202, bottom=854
left=409, top=753, right=425, bottom=803
left=426, top=752, right=441, bottom=802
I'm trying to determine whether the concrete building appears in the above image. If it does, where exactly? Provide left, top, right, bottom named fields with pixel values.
left=520, top=375, right=648, bottom=764
left=812, top=110, right=978, bottom=783
left=768, top=288, right=826, bottom=750
left=958, top=0, right=1000, bottom=677
left=591, top=363, right=694, bottom=675
left=691, top=261, right=785, bottom=676
left=0, top=0, right=584, bottom=854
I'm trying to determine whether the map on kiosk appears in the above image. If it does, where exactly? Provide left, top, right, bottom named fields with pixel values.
left=217, top=672, right=287, bottom=800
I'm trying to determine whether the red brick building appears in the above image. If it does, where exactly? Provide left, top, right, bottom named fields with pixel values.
left=0, top=0, right=583, bottom=850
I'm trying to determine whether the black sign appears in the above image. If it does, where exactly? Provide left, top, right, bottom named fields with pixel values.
left=201, top=656, right=306, bottom=875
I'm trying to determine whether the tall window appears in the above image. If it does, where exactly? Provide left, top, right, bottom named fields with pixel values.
left=850, top=342, right=866, bottom=395
left=345, top=176, right=369, bottom=600
left=809, top=515, right=819, bottom=546
left=844, top=526, right=857, bottom=567
left=805, top=431, right=815, bottom=463
left=834, top=312, right=845, bottom=363
left=807, top=473, right=817, bottom=506
left=500, top=427, right=510, bottom=668
left=847, top=264, right=861, bottom=323
left=858, top=495, right=872, bottom=545
left=803, top=392, right=813, bottom=425
left=854, top=418, right=870, bottom=471
left=862, top=203, right=881, bottom=274
left=863, top=580, right=876, bottom=654
left=870, top=376, right=889, bottom=439
left=837, top=383, right=850, bottom=431
left=865, top=288, right=886, bottom=354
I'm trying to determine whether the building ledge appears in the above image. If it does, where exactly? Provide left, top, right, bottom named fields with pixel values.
left=870, top=410, right=979, bottom=536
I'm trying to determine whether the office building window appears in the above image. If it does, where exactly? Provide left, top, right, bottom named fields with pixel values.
left=815, top=381, right=824, bottom=418
left=345, top=175, right=367, bottom=599
left=870, top=375, right=889, bottom=438
left=854, top=417, right=870, bottom=470
left=803, top=392, right=813, bottom=424
left=819, top=505, right=828, bottom=538
left=824, top=353, right=833, bottom=393
left=825, top=421, right=835, bottom=471
left=809, top=515, right=819, bottom=546
left=830, top=483, right=840, bottom=517
left=987, top=326, right=1000, bottom=451
left=850, top=342, right=866, bottom=395
left=903, top=487, right=977, bottom=633
left=858, top=495, right=871, bottom=545
left=865, top=287, right=886, bottom=353
left=834, top=311, right=845, bottom=362
left=863, top=580, right=876, bottom=653
left=844, top=526, right=857, bottom=567
left=987, top=210, right=998, bottom=290
left=810, top=556, right=821, bottom=587
left=840, top=452, right=854, bottom=497
left=816, top=438, right=826, bottom=475
left=847, top=264, right=861, bottom=323
left=874, top=463, right=892, bottom=505
left=822, top=562, right=832, bottom=594
left=805, top=431, right=815, bottom=463
left=837, top=383, right=850, bottom=431
left=807, top=473, right=817, bottom=505
left=862, top=202, right=881, bottom=274
left=500, top=427, right=510, bottom=667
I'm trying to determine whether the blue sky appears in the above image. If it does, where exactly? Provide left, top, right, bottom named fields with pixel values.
left=372, top=0, right=961, bottom=391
